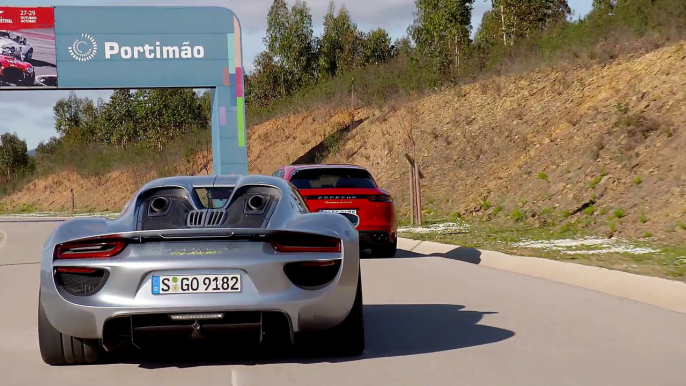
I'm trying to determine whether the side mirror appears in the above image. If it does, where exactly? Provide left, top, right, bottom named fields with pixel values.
left=339, top=212, right=360, bottom=228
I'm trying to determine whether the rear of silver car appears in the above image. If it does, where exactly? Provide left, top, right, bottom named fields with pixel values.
left=38, top=175, right=364, bottom=365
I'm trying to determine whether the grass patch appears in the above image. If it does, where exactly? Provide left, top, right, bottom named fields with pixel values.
left=399, top=218, right=686, bottom=282
left=510, top=209, right=526, bottom=222
left=589, top=171, right=608, bottom=189
left=639, top=213, right=648, bottom=223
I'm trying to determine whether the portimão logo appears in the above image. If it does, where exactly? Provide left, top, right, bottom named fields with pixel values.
left=68, top=33, right=97, bottom=62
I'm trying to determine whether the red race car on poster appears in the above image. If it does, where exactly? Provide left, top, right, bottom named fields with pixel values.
left=0, top=51, right=35, bottom=85
left=273, top=164, right=398, bottom=257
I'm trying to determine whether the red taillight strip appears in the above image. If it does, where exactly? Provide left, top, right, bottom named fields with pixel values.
left=270, top=240, right=341, bottom=253
left=54, top=239, right=127, bottom=260
left=300, top=260, right=339, bottom=267
left=56, top=268, right=97, bottom=274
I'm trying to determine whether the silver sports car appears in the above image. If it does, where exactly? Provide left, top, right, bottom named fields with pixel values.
left=38, top=174, right=364, bottom=365
left=0, top=31, right=33, bottom=62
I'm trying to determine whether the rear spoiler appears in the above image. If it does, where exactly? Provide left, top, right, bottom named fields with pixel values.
left=57, top=227, right=342, bottom=245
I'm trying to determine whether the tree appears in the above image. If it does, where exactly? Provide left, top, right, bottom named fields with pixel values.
left=246, top=51, right=293, bottom=107
left=319, top=2, right=363, bottom=78
left=263, top=0, right=318, bottom=90
left=474, top=9, right=503, bottom=46
left=0, top=132, right=29, bottom=181
left=408, top=0, right=475, bottom=81
left=100, top=89, right=138, bottom=148
left=486, top=0, right=572, bottom=46
left=35, top=136, right=60, bottom=160
left=361, top=28, right=393, bottom=65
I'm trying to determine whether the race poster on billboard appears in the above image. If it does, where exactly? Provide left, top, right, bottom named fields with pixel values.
left=0, top=6, right=57, bottom=88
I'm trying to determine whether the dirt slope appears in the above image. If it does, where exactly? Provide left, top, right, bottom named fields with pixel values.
left=2, top=41, right=686, bottom=242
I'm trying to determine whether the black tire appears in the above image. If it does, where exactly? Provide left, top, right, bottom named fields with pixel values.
left=38, top=293, right=101, bottom=365
left=297, top=269, right=365, bottom=357
left=372, top=240, right=397, bottom=257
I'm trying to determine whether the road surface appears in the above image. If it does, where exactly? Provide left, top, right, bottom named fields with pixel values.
left=1, top=218, right=685, bottom=386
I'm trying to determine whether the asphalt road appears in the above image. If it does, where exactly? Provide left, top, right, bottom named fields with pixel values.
left=20, top=29, right=57, bottom=78
left=1, top=218, right=685, bottom=386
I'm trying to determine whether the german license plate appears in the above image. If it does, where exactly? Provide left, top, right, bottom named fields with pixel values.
left=321, top=209, right=357, bottom=215
left=152, top=275, right=241, bottom=294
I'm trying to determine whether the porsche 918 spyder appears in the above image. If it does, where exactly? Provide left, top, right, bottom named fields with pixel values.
left=0, top=52, right=34, bottom=85
left=38, top=174, right=365, bottom=365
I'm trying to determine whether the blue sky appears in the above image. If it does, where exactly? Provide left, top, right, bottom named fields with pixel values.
left=0, top=0, right=593, bottom=150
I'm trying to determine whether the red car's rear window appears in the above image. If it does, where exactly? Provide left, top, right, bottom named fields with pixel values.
left=290, top=168, right=376, bottom=189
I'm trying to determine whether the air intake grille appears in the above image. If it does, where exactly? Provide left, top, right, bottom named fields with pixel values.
left=205, top=210, right=226, bottom=227
left=187, top=210, right=205, bottom=227
left=186, top=210, right=226, bottom=228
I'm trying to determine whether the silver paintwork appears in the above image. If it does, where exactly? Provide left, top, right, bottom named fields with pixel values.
left=39, top=175, right=360, bottom=340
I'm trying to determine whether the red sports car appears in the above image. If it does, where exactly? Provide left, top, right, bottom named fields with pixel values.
left=0, top=52, right=35, bottom=85
left=274, top=164, right=398, bottom=257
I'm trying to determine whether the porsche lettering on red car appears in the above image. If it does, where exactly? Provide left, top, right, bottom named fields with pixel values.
left=274, top=164, right=398, bottom=257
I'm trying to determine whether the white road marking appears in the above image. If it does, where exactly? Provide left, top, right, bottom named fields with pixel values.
left=231, top=369, right=240, bottom=386
left=0, top=230, right=6, bottom=251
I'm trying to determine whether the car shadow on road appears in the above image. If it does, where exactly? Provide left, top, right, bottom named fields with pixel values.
left=364, top=247, right=482, bottom=265
left=127, top=304, right=514, bottom=369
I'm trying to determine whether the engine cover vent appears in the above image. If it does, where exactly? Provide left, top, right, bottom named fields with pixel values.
left=186, top=209, right=226, bottom=228
left=205, top=210, right=226, bottom=227
left=186, top=210, right=205, bottom=227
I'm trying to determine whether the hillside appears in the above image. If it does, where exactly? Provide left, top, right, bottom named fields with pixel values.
left=2, top=41, right=686, bottom=244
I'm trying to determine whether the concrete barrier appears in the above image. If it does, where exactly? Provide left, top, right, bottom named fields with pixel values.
left=398, top=237, right=686, bottom=314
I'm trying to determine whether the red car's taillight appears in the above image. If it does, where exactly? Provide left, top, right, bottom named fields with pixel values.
left=369, top=195, right=393, bottom=203
left=270, top=233, right=341, bottom=253
left=54, top=239, right=127, bottom=260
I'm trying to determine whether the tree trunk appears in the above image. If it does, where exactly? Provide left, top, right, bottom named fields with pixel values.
left=501, top=3, right=508, bottom=46
left=512, top=15, right=517, bottom=46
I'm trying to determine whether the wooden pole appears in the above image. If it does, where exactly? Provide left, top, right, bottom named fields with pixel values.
left=409, top=162, right=417, bottom=225
left=70, top=188, right=75, bottom=217
left=414, top=161, right=422, bottom=225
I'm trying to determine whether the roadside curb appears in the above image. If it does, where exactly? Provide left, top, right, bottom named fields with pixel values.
left=398, top=237, right=686, bottom=314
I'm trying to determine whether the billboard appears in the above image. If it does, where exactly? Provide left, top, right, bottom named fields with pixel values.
left=0, top=5, right=247, bottom=175
left=53, top=6, right=236, bottom=89
left=0, top=6, right=57, bottom=88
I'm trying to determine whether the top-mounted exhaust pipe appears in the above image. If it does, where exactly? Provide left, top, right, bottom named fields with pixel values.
left=150, top=197, right=170, bottom=214
left=246, top=195, right=266, bottom=212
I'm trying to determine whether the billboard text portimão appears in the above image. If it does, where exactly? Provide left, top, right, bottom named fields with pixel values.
left=0, top=6, right=247, bottom=175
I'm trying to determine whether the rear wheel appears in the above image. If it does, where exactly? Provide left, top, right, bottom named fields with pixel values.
left=38, top=292, right=101, bottom=365
left=372, top=239, right=397, bottom=257
left=297, top=269, right=365, bottom=357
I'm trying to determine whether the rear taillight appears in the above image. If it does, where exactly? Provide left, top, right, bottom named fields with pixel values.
left=54, top=239, right=127, bottom=260
left=369, top=195, right=393, bottom=203
left=270, top=233, right=341, bottom=253
left=56, top=268, right=97, bottom=274
left=284, top=259, right=342, bottom=289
